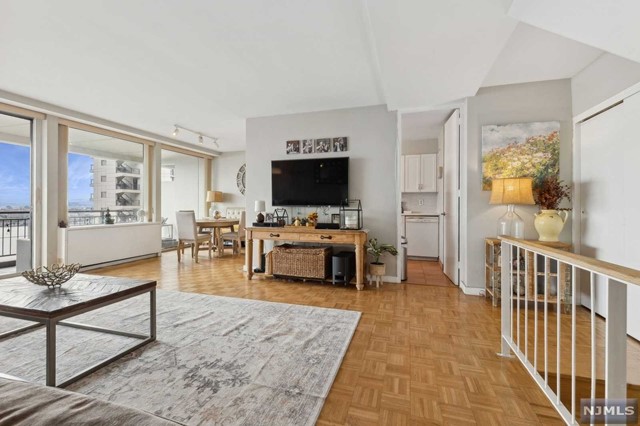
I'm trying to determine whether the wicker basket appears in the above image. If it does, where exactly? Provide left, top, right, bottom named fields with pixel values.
left=272, top=244, right=332, bottom=280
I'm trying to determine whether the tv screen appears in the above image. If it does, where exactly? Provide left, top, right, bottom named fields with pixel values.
left=272, top=157, right=348, bottom=206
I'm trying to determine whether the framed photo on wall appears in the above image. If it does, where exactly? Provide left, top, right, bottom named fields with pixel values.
left=332, top=137, right=348, bottom=152
left=302, top=139, right=314, bottom=154
left=315, top=138, right=331, bottom=153
left=286, top=140, right=300, bottom=154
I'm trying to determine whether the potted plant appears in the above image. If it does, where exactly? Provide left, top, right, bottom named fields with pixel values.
left=533, top=176, right=571, bottom=242
left=366, top=238, right=398, bottom=277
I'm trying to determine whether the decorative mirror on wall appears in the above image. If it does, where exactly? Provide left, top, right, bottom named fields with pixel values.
left=236, top=163, right=246, bottom=195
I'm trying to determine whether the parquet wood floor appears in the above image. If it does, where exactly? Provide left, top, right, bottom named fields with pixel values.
left=406, top=260, right=454, bottom=287
left=92, top=252, right=565, bottom=425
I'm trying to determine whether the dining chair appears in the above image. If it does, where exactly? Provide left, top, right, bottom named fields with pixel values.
left=221, top=211, right=246, bottom=255
left=175, top=210, right=212, bottom=263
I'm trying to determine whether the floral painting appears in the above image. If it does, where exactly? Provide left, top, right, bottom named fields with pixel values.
left=482, top=121, right=560, bottom=191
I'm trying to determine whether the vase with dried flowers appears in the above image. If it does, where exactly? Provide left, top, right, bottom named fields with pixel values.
left=533, top=176, right=571, bottom=242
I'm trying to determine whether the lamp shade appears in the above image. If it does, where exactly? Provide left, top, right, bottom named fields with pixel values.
left=489, top=178, right=535, bottom=205
left=254, top=200, right=266, bottom=212
left=206, top=191, right=223, bottom=203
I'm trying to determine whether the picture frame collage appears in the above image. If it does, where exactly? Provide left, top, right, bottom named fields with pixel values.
left=286, top=137, right=348, bottom=155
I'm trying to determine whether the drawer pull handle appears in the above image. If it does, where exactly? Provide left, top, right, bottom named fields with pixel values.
left=320, top=235, right=332, bottom=240
left=270, top=233, right=280, bottom=238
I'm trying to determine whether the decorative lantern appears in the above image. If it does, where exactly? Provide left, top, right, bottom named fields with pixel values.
left=339, top=200, right=363, bottom=230
left=273, top=208, right=289, bottom=227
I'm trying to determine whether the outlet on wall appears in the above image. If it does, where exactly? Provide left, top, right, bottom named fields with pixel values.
left=418, top=199, right=424, bottom=206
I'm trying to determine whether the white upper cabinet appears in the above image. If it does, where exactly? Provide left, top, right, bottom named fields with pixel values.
left=401, top=154, right=437, bottom=193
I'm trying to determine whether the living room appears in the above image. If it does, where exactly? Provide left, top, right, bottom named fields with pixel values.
left=1, top=1, right=640, bottom=425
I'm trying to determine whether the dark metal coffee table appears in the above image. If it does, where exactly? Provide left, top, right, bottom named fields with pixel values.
left=0, top=274, right=156, bottom=387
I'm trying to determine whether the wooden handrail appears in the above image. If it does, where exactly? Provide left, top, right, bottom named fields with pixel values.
left=499, top=236, right=640, bottom=287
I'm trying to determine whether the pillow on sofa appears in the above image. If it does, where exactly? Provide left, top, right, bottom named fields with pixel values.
left=0, top=377, right=181, bottom=426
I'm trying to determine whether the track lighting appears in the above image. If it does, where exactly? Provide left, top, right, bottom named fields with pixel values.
left=171, top=124, right=220, bottom=148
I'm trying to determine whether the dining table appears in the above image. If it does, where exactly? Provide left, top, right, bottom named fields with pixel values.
left=196, top=217, right=240, bottom=257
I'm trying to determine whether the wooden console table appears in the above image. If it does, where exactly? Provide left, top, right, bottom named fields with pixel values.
left=245, top=227, right=369, bottom=290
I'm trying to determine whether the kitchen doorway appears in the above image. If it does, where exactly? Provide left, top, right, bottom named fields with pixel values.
left=398, top=109, right=456, bottom=281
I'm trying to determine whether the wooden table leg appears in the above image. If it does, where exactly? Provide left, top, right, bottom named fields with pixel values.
left=215, top=227, right=223, bottom=257
left=355, top=241, right=364, bottom=291
left=246, top=237, right=254, bottom=279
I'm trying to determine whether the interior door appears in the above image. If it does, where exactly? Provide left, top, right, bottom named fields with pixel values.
left=579, top=91, right=640, bottom=339
left=443, top=110, right=460, bottom=284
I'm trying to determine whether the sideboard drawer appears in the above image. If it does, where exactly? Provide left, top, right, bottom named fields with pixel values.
left=301, top=233, right=354, bottom=244
left=252, top=231, right=299, bottom=241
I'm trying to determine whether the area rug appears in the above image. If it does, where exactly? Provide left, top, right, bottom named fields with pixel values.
left=0, top=290, right=360, bottom=425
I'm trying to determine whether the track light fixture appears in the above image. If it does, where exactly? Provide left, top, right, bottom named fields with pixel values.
left=171, top=124, right=219, bottom=147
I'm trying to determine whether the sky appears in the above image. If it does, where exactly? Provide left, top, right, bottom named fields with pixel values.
left=0, top=143, right=92, bottom=208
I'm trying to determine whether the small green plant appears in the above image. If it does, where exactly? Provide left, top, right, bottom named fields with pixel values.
left=366, top=238, right=398, bottom=264
left=104, top=208, right=115, bottom=225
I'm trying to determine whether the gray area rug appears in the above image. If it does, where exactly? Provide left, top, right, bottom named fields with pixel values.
left=0, top=290, right=360, bottom=425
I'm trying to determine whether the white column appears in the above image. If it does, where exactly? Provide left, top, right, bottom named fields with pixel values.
left=41, top=116, right=59, bottom=265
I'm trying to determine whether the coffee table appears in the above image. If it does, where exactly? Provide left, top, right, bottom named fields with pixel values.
left=0, top=274, right=156, bottom=387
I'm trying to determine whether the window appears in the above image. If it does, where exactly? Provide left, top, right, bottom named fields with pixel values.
left=0, top=112, right=33, bottom=276
left=160, top=149, right=205, bottom=248
left=67, top=128, right=145, bottom=226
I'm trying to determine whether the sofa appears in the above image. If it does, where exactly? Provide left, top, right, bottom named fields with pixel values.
left=0, top=376, right=182, bottom=426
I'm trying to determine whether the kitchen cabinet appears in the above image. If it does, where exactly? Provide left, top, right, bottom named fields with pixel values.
left=401, top=154, right=437, bottom=192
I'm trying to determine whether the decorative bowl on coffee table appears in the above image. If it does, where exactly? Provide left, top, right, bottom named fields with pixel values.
left=22, top=263, right=82, bottom=289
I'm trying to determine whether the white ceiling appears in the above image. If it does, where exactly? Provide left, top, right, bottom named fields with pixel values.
left=482, top=23, right=603, bottom=87
left=0, top=1, right=638, bottom=151
left=365, top=0, right=517, bottom=109
left=509, top=0, right=640, bottom=63
left=402, top=110, right=453, bottom=141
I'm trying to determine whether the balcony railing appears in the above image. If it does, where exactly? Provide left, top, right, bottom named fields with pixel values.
left=116, top=181, right=140, bottom=190
left=0, top=211, right=29, bottom=259
left=499, top=236, right=640, bottom=425
left=115, top=162, right=141, bottom=175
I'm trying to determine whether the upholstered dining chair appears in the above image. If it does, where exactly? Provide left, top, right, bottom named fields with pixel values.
left=220, top=210, right=246, bottom=255
left=175, top=210, right=212, bottom=262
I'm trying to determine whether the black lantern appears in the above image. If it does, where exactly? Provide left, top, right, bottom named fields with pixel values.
left=273, top=208, right=289, bottom=227
left=339, top=199, right=363, bottom=230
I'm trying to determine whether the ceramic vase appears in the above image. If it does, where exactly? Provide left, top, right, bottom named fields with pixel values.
left=534, top=209, right=568, bottom=242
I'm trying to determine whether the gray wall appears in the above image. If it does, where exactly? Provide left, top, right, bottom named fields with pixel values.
left=245, top=105, right=399, bottom=276
left=572, top=53, right=640, bottom=116
left=213, top=151, right=246, bottom=211
left=464, top=79, right=573, bottom=288
left=401, top=138, right=438, bottom=155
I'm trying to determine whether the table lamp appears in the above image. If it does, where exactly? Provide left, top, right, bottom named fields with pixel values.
left=206, top=191, right=224, bottom=218
left=255, top=200, right=266, bottom=223
left=489, top=177, right=535, bottom=238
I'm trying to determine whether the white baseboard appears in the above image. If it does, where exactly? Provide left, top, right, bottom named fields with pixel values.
left=460, top=281, right=484, bottom=296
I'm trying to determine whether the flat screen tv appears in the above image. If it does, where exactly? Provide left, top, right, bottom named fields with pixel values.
left=272, top=157, right=348, bottom=206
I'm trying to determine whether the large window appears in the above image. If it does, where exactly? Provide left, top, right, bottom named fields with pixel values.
left=67, top=128, right=146, bottom=226
left=160, top=149, right=205, bottom=248
left=0, top=113, right=32, bottom=276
